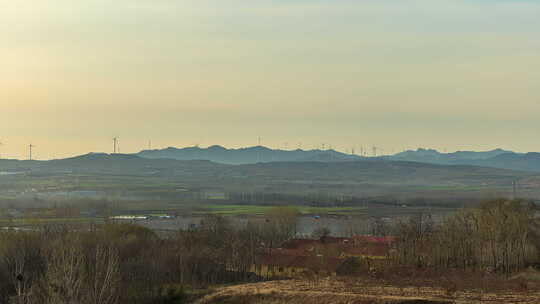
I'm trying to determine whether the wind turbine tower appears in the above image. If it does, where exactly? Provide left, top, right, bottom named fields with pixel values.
left=29, top=144, right=35, bottom=160
left=257, top=137, right=261, bottom=163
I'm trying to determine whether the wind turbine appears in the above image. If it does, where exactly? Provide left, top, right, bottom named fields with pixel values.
left=29, top=144, right=35, bottom=160
left=113, top=137, right=118, bottom=154
left=257, top=137, right=261, bottom=163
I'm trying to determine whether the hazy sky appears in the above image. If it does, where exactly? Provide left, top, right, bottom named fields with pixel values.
left=2, top=0, right=539, bottom=159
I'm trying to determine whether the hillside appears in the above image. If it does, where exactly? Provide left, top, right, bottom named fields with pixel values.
left=224, top=160, right=526, bottom=185
left=1, top=154, right=534, bottom=187
left=473, top=152, right=540, bottom=172
left=2, top=154, right=539, bottom=203
left=0, top=153, right=226, bottom=176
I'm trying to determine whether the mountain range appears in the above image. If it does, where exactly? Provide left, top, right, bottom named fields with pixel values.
left=135, top=146, right=540, bottom=173
left=136, top=145, right=360, bottom=165
left=385, top=148, right=540, bottom=172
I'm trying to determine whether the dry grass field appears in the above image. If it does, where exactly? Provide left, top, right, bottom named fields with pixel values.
left=197, top=278, right=540, bottom=304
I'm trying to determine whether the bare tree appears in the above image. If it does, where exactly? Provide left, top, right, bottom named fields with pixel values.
left=0, top=232, right=44, bottom=304
left=85, top=245, right=120, bottom=304
left=38, top=239, right=86, bottom=304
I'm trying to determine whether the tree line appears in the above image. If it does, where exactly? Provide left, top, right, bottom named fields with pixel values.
left=0, top=206, right=299, bottom=304
left=392, top=198, right=540, bottom=275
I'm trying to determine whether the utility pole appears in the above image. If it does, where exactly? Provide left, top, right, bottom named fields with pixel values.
left=113, top=137, right=118, bottom=154
left=512, top=180, right=517, bottom=200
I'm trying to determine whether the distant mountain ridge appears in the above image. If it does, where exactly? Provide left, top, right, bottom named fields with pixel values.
left=135, top=146, right=540, bottom=172
left=136, top=145, right=362, bottom=165
left=4, top=146, right=537, bottom=173
left=385, top=148, right=540, bottom=172
left=388, top=148, right=514, bottom=163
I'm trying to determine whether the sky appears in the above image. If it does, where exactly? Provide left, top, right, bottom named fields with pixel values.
left=1, top=0, right=539, bottom=159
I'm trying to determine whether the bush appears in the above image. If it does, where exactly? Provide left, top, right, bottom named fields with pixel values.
left=157, top=284, right=187, bottom=304
left=312, top=227, right=331, bottom=240
left=336, top=257, right=362, bottom=276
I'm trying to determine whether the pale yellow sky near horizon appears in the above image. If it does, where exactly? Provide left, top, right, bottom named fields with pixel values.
left=1, top=0, right=540, bottom=159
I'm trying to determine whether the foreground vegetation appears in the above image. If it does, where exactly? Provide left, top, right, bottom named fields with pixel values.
left=0, top=199, right=538, bottom=303
left=0, top=207, right=299, bottom=304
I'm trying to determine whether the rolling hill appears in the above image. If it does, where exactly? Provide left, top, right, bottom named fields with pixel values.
left=1, top=153, right=537, bottom=198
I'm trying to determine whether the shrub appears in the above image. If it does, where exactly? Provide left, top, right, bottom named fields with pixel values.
left=336, top=257, right=362, bottom=276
